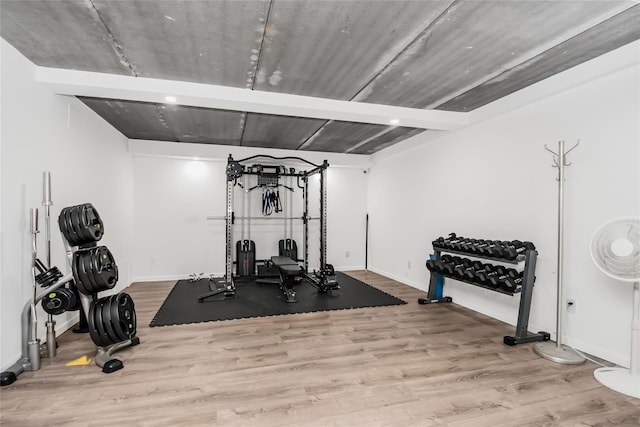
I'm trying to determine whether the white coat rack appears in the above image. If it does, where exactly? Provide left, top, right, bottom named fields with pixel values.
left=534, top=140, right=585, bottom=364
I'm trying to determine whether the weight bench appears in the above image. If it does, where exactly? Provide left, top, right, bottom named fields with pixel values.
left=256, top=256, right=303, bottom=303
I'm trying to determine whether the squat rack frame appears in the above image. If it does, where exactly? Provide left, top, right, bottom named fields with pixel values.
left=198, top=154, right=330, bottom=301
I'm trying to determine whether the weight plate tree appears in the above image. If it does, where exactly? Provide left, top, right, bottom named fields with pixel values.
left=59, top=203, right=140, bottom=373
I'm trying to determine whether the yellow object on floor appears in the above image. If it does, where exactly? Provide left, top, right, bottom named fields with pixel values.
left=65, top=355, right=92, bottom=366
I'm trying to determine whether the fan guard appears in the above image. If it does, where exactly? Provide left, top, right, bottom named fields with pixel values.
left=590, top=217, right=640, bottom=282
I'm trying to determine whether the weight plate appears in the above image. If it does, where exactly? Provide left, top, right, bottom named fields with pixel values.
left=72, top=252, right=92, bottom=295
left=63, top=207, right=82, bottom=246
left=82, top=204, right=104, bottom=242
left=93, top=247, right=118, bottom=290
left=109, top=293, right=128, bottom=342
left=90, top=247, right=113, bottom=293
left=42, top=291, right=65, bottom=315
left=102, top=295, right=122, bottom=344
left=59, top=208, right=73, bottom=245
left=93, top=297, right=113, bottom=347
left=69, top=205, right=89, bottom=244
left=111, top=293, right=136, bottom=341
left=79, top=250, right=99, bottom=294
left=88, top=300, right=107, bottom=347
left=82, top=248, right=101, bottom=292
left=66, top=282, right=81, bottom=311
left=58, top=208, right=75, bottom=245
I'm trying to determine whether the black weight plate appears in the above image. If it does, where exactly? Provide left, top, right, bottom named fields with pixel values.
left=58, top=208, right=73, bottom=245
left=82, top=204, right=104, bottom=242
left=68, top=205, right=88, bottom=244
left=41, top=291, right=65, bottom=315
left=63, top=207, right=82, bottom=246
left=121, top=294, right=137, bottom=339
left=82, top=248, right=101, bottom=292
left=111, top=293, right=136, bottom=341
left=73, top=205, right=94, bottom=244
left=93, top=247, right=118, bottom=290
left=58, top=207, right=77, bottom=245
left=93, top=297, right=113, bottom=347
left=79, top=250, right=99, bottom=294
left=72, top=252, right=92, bottom=295
left=66, top=281, right=81, bottom=311
left=88, top=247, right=112, bottom=293
left=65, top=287, right=78, bottom=311
left=101, top=295, right=122, bottom=344
left=109, top=293, right=128, bottom=342
left=87, top=300, right=107, bottom=347
left=81, top=250, right=100, bottom=294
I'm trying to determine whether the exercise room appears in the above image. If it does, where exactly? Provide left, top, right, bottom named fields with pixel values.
left=1, top=1, right=639, bottom=425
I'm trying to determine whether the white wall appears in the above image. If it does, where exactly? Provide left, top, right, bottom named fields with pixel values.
left=0, top=40, right=134, bottom=371
left=368, top=41, right=640, bottom=367
left=130, top=141, right=369, bottom=281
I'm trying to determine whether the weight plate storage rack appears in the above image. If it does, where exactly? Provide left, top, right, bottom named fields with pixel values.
left=420, top=233, right=550, bottom=346
left=59, top=203, right=140, bottom=373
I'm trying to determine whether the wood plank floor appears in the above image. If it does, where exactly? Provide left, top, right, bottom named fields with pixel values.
left=1, top=271, right=638, bottom=426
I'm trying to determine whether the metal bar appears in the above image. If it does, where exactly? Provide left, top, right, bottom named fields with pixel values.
left=233, top=154, right=321, bottom=168
left=226, top=180, right=233, bottom=287
left=514, top=250, right=538, bottom=339
left=365, top=213, right=369, bottom=270
left=304, top=177, right=309, bottom=273
left=320, top=168, right=327, bottom=270
left=426, top=249, right=442, bottom=300
left=207, top=216, right=320, bottom=221
left=556, top=139, right=565, bottom=348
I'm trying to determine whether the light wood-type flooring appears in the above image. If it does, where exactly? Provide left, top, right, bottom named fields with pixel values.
left=1, top=271, right=638, bottom=426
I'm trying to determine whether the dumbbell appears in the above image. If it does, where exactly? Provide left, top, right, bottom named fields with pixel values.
left=501, top=274, right=526, bottom=292
left=469, top=240, right=494, bottom=254
left=472, top=263, right=499, bottom=285
left=476, top=241, right=506, bottom=258
left=441, top=257, right=472, bottom=276
left=432, top=233, right=462, bottom=249
left=426, top=259, right=446, bottom=274
left=502, top=240, right=536, bottom=260
left=453, top=238, right=484, bottom=252
left=487, top=268, right=520, bottom=288
left=451, top=259, right=482, bottom=279
left=461, top=260, right=486, bottom=280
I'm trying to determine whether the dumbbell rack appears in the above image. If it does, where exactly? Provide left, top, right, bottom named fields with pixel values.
left=420, top=241, right=550, bottom=346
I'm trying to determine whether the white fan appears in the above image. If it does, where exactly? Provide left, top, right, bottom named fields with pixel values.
left=590, top=217, right=640, bottom=399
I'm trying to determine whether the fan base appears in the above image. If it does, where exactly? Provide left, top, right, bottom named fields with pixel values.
left=533, top=341, right=586, bottom=365
left=594, top=367, right=640, bottom=399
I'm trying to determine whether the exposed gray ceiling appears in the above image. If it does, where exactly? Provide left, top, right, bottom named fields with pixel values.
left=2, top=1, right=639, bottom=154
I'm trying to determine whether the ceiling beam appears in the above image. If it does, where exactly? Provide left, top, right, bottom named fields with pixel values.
left=36, top=67, right=468, bottom=131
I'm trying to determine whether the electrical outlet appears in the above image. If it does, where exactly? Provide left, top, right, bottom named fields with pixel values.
left=345, top=251, right=351, bottom=258
left=567, top=299, right=576, bottom=313
left=408, top=261, right=412, bottom=269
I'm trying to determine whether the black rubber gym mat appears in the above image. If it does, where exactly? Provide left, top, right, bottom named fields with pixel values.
left=149, top=272, right=406, bottom=327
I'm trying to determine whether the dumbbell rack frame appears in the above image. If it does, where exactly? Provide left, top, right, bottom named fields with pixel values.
left=420, top=245, right=550, bottom=346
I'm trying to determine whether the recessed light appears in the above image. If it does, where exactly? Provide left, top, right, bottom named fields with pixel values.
left=165, top=95, right=177, bottom=103
left=389, top=119, right=400, bottom=125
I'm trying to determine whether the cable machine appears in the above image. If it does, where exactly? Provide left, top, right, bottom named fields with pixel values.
left=198, top=154, right=337, bottom=302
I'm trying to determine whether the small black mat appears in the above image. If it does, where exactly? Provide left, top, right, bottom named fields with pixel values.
left=150, top=272, right=406, bottom=327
